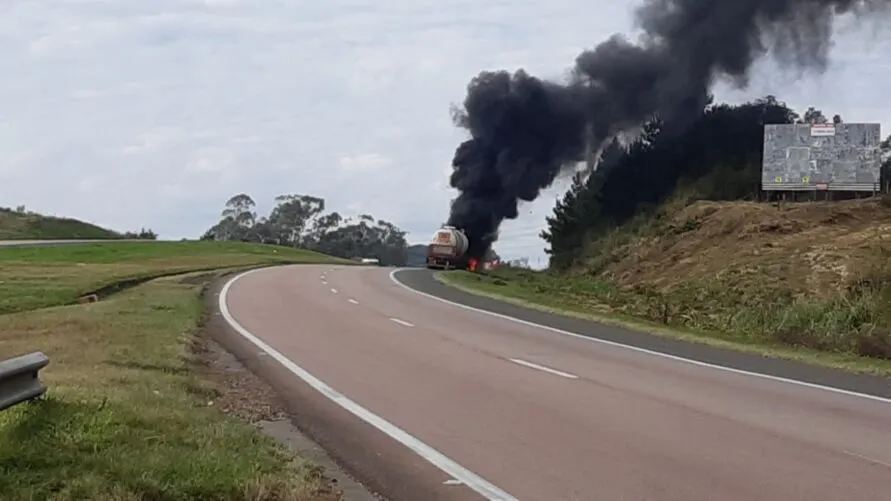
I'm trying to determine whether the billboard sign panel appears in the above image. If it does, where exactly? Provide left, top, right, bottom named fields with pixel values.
left=761, top=123, right=882, bottom=191
left=809, top=124, right=836, bottom=137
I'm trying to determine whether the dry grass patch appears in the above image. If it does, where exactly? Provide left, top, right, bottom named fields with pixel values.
left=0, top=274, right=341, bottom=501
left=591, top=198, right=891, bottom=297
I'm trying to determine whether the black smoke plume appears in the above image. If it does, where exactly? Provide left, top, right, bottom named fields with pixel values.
left=447, top=0, right=890, bottom=258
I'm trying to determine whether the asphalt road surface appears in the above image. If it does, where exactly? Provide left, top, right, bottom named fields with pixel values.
left=0, top=239, right=149, bottom=247
left=220, top=264, right=891, bottom=501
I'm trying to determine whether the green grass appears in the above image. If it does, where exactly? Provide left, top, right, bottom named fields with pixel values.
left=439, top=268, right=891, bottom=375
left=0, top=273, right=340, bottom=501
left=0, top=241, right=353, bottom=314
left=0, top=209, right=122, bottom=239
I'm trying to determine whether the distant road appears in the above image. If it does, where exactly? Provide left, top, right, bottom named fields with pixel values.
left=218, top=264, right=891, bottom=501
left=0, top=239, right=159, bottom=248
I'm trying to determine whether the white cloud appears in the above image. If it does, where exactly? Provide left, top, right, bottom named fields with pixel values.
left=0, top=0, right=888, bottom=266
left=339, top=153, right=392, bottom=173
left=184, top=147, right=234, bottom=174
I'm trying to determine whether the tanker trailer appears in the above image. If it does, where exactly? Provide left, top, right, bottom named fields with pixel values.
left=426, top=225, right=470, bottom=270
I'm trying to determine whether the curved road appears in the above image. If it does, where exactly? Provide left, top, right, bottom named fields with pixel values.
left=0, top=239, right=153, bottom=248
left=220, top=264, right=891, bottom=501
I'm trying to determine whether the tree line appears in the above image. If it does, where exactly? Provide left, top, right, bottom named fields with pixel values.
left=200, top=193, right=409, bottom=266
left=541, top=96, right=891, bottom=270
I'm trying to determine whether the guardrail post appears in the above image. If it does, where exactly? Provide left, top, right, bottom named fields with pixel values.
left=0, top=352, right=50, bottom=411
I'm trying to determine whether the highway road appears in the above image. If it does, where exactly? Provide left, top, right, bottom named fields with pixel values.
left=219, top=264, right=891, bottom=501
left=0, top=239, right=150, bottom=248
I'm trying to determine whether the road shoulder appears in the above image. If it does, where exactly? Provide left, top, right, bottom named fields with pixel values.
left=203, top=271, right=380, bottom=501
left=193, top=332, right=378, bottom=501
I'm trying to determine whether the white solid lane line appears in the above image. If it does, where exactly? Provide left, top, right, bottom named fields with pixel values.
left=509, top=358, right=578, bottom=379
left=348, top=298, right=359, bottom=304
left=219, top=269, right=517, bottom=501
left=388, top=269, right=891, bottom=404
left=843, top=450, right=891, bottom=469
left=390, top=318, right=414, bottom=327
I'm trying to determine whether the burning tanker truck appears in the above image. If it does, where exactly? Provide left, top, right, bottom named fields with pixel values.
left=425, top=225, right=482, bottom=271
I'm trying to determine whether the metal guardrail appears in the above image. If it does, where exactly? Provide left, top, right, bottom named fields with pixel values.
left=0, top=352, right=50, bottom=411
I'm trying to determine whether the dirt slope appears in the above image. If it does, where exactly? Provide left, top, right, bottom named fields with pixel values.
left=584, top=198, right=891, bottom=299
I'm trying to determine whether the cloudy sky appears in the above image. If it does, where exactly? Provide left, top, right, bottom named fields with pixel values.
left=1, top=1, right=889, bottom=265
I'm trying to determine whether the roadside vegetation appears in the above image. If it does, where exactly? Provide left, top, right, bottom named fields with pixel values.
left=0, top=242, right=349, bottom=500
left=446, top=98, right=891, bottom=374
left=441, top=239, right=891, bottom=376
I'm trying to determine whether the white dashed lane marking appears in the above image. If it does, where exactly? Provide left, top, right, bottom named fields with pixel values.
left=219, top=269, right=517, bottom=501
left=509, top=358, right=578, bottom=379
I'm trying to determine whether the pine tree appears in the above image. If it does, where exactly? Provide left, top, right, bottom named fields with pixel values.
left=541, top=171, right=593, bottom=269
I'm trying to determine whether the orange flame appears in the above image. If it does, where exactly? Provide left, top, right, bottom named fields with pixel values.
left=468, top=257, right=479, bottom=272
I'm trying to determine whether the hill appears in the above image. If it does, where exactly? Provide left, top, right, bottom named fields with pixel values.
left=0, top=207, right=123, bottom=239
left=405, top=244, right=428, bottom=267
left=581, top=197, right=891, bottom=299
left=444, top=196, right=891, bottom=371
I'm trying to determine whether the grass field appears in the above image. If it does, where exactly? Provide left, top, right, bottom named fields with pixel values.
left=0, top=241, right=353, bottom=314
left=439, top=268, right=891, bottom=375
left=0, top=241, right=351, bottom=500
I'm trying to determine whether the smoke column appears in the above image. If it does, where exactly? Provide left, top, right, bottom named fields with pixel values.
left=446, top=0, right=890, bottom=258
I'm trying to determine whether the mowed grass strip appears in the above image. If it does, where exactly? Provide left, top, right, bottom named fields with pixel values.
left=0, top=273, right=340, bottom=501
left=0, top=241, right=352, bottom=314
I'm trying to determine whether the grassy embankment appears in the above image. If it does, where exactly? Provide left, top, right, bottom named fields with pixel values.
left=0, top=207, right=123, bottom=239
left=0, top=241, right=352, bottom=500
left=440, top=198, right=891, bottom=375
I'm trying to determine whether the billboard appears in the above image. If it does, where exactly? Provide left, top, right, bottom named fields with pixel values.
left=761, top=123, right=882, bottom=191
